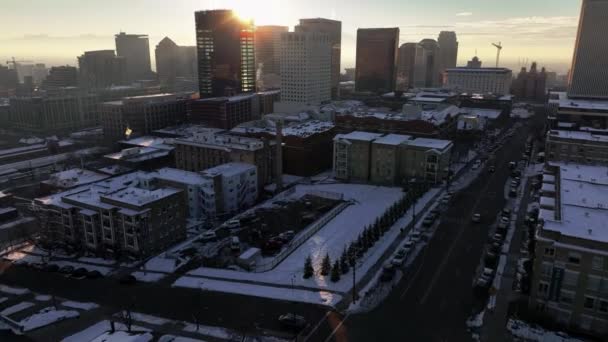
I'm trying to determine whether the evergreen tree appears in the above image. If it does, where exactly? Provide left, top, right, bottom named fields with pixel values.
left=303, top=255, right=314, bottom=279
left=330, top=260, right=341, bottom=282
left=340, top=254, right=350, bottom=274
left=320, top=253, right=331, bottom=276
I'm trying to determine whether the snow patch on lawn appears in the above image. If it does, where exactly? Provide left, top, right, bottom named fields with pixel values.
left=61, top=300, right=99, bottom=311
left=35, top=294, right=52, bottom=301
left=62, top=320, right=151, bottom=342
left=0, top=284, right=30, bottom=295
left=89, top=330, right=153, bottom=342
left=1, top=301, right=34, bottom=316
left=19, top=307, right=79, bottom=332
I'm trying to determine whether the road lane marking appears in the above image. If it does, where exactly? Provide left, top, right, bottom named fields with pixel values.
left=322, top=312, right=350, bottom=342
left=303, top=311, right=332, bottom=341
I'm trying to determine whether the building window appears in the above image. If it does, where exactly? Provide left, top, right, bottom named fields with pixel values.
left=599, top=300, right=608, bottom=313
left=584, top=296, right=595, bottom=310
left=592, top=256, right=604, bottom=270
left=541, top=262, right=553, bottom=277
left=563, top=270, right=579, bottom=287
left=544, top=247, right=555, bottom=257
left=559, top=290, right=575, bottom=305
left=568, top=252, right=581, bottom=265
left=587, top=275, right=601, bottom=292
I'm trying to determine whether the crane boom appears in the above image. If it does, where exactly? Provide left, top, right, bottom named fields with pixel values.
left=491, top=42, right=503, bottom=68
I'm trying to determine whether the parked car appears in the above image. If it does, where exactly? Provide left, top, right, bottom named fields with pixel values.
left=475, top=268, right=495, bottom=288
left=509, top=187, right=518, bottom=198
left=501, top=208, right=511, bottom=218
left=391, top=255, right=406, bottom=267
left=396, top=247, right=409, bottom=259
left=278, top=313, right=307, bottom=330
left=422, top=216, right=435, bottom=228
left=488, top=165, right=496, bottom=173
left=200, top=230, right=217, bottom=242
left=225, top=220, right=240, bottom=230
left=118, top=274, right=137, bottom=285
left=59, top=265, right=75, bottom=274
left=409, top=230, right=421, bottom=242
left=492, top=233, right=505, bottom=244
left=509, top=161, right=516, bottom=170
left=45, top=264, right=60, bottom=272
left=230, top=236, right=241, bottom=252
left=472, top=213, right=482, bottom=223
left=380, top=263, right=396, bottom=282
left=262, top=240, right=283, bottom=255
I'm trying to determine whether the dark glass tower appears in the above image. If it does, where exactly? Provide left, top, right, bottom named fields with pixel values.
left=195, top=9, right=255, bottom=97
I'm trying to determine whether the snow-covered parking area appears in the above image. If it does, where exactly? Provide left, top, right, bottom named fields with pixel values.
left=173, top=183, right=441, bottom=306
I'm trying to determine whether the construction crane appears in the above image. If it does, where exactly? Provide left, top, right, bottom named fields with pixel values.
left=6, top=57, right=33, bottom=68
left=491, top=42, right=503, bottom=68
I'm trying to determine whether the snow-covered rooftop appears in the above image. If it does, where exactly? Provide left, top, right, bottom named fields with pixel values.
left=334, top=131, right=383, bottom=142
left=176, top=133, right=266, bottom=151
left=550, top=91, right=608, bottom=111
left=120, top=136, right=174, bottom=150
left=152, top=168, right=208, bottom=185
left=153, top=125, right=224, bottom=138
left=43, top=168, right=109, bottom=189
left=202, top=162, right=255, bottom=178
left=460, top=107, right=502, bottom=119
left=103, top=186, right=181, bottom=207
left=105, top=147, right=171, bottom=162
left=373, top=134, right=412, bottom=146
left=405, top=138, right=453, bottom=150
left=541, top=162, right=608, bottom=243
left=548, top=130, right=608, bottom=143
left=232, top=120, right=334, bottom=138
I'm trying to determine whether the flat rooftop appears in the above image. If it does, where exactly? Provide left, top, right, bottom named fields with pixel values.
left=406, top=138, right=453, bottom=150
left=202, top=162, right=255, bottom=178
left=42, top=168, right=109, bottom=189
left=334, top=131, right=383, bottom=142
left=461, top=107, right=502, bottom=120
left=550, top=91, right=608, bottom=112
left=176, top=133, right=266, bottom=151
left=373, top=134, right=412, bottom=146
left=102, top=186, right=181, bottom=207
left=120, top=136, right=174, bottom=150
left=540, top=162, right=608, bottom=244
left=233, top=120, right=334, bottom=139
left=446, top=67, right=512, bottom=73
left=152, top=167, right=208, bottom=185
left=547, top=130, right=608, bottom=143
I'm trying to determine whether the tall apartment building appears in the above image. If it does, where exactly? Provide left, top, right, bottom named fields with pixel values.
left=190, top=93, right=260, bottom=129
left=333, top=131, right=452, bottom=184
left=512, top=62, right=547, bottom=101
left=413, top=39, right=442, bottom=88
left=545, top=130, right=608, bottom=164
left=100, top=93, right=188, bottom=142
left=530, top=163, right=608, bottom=335
left=9, top=93, right=99, bottom=133
left=547, top=92, right=608, bottom=130
left=34, top=171, right=187, bottom=257
left=195, top=9, right=255, bottom=97
left=568, top=0, right=608, bottom=99
left=115, top=32, right=153, bottom=82
left=78, top=50, right=127, bottom=89
left=42, top=66, right=78, bottom=89
left=355, top=28, right=399, bottom=93
left=295, top=18, right=342, bottom=99
left=277, top=31, right=332, bottom=112
left=437, top=31, right=458, bottom=74
left=444, top=67, right=513, bottom=95
left=0, top=65, right=18, bottom=96
left=255, top=25, right=288, bottom=90
left=174, top=132, right=274, bottom=189
left=397, top=43, right=417, bottom=90
left=155, top=37, right=197, bottom=88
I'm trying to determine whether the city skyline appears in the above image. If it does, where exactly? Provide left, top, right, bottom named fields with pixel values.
left=1, top=0, right=581, bottom=73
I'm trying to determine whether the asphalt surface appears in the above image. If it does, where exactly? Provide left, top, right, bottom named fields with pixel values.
left=306, top=119, right=536, bottom=342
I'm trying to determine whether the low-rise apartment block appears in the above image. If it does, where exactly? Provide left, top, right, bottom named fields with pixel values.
left=530, top=163, right=608, bottom=335
left=333, top=131, right=453, bottom=185
left=546, top=130, right=608, bottom=164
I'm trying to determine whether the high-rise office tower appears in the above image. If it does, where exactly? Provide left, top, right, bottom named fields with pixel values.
left=195, top=9, right=256, bottom=98
left=295, top=18, right=342, bottom=99
left=568, top=0, right=608, bottom=99
left=397, top=43, right=417, bottom=89
left=155, top=37, right=198, bottom=87
left=0, top=65, right=19, bottom=96
left=355, top=28, right=399, bottom=93
left=255, top=25, right=288, bottom=90
left=78, top=50, right=127, bottom=89
left=115, top=32, right=153, bottom=82
left=466, top=56, right=482, bottom=68
left=413, top=39, right=441, bottom=88
left=278, top=31, right=332, bottom=111
left=438, top=31, right=458, bottom=72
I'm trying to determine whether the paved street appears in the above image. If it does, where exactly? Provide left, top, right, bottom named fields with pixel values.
left=306, top=117, right=541, bottom=342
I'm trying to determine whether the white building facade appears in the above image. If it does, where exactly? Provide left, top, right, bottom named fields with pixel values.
left=445, top=67, right=513, bottom=95
left=202, top=162, right=258, bottom=216
left=277, top=31, right=332, bottom=112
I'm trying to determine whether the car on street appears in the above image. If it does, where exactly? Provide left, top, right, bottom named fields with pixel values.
left=200, top=230, right=217, bottom=242
left=492, top=233, right=505, bottom=244
left=501, top=208, right=511, bottom=218
left=391, top=255, right=406, bottom=267
left=396, top=246, right=410, bottom=258
left=380, top=263, right=396, bottom=282
left=409, top=230, right=421, bottom=242
left=422, top=216, right=435, bottom=228
left=475, top=268, right=495, bottom=288
left=472, top=213, right=481, bottom=223
left=509, top=187, right=518, bottom=198
left=59, top=265, right=75, bottom=274
left=278, top=313, right=307, bottom=330
left=509, top=161, right=516, bottom=170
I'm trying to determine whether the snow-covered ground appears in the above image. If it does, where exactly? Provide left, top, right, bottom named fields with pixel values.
left=132, top=237, right=195, bottom=282
left=174, top=184, right=441, bottom=307
left=1, top=301, right=34, bottom=316
left=0, top=284, right=29, bottom=295
left=62, top=320, right=151, bottom=342
left=61, top=301, right=99, bottom=311
left=158, top=336, right=205, bottom=342
left=507, top=319, right=583, bottom=342
left=89, top=331, right=153, bottom=342
left=19, top=307, right=79, bottom=332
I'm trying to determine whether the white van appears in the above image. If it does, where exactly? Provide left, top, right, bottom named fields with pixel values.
left=231, top=236, right=241, bottom=251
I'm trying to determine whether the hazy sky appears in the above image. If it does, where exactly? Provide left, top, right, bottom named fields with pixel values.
left=1, top=0, right=581, bottom=73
